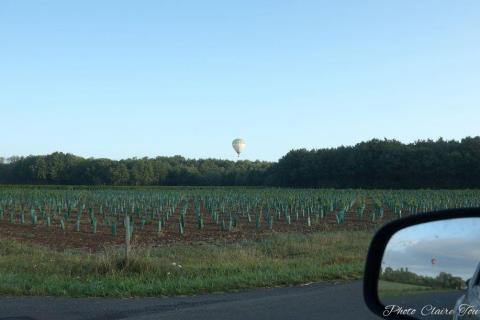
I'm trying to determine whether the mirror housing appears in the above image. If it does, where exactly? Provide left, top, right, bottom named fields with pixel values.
left=363, top=208, right=480, bottom=320
left=466, top=278, right=471, bottom=288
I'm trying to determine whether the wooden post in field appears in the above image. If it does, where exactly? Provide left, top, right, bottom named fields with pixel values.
left=124, top=214, right=131, bottom=265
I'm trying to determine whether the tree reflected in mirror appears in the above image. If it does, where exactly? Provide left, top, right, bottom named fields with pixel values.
left=378, top=218, right=480, bottom=319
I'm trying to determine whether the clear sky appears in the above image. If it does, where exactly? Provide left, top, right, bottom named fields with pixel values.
left=1, top=1, right=479, bottom=161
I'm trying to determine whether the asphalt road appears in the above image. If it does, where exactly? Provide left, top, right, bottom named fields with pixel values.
left=383, top=290, right=462, bottom=319
left=0, top=281, right=465, bottom=320
left=0, top=281, right=371, bottom=320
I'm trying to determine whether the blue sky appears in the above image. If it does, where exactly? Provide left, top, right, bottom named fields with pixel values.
left=1, top=1, right=479, bottom=161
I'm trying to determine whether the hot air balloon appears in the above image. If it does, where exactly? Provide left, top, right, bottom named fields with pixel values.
left=232, top=138, right=246, bottom=157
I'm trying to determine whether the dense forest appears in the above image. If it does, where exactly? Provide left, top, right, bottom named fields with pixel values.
left=1, top=137, right=479, bottom=188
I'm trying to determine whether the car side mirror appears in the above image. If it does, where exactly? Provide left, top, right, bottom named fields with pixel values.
left=466, top=278, right=471, bottom=288
left=363, top=208, right=480, bottom=320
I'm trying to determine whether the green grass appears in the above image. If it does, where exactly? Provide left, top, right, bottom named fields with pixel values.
left=378, top=280, right=440, bottom=298
left=0, top=231, right=372, bottom=297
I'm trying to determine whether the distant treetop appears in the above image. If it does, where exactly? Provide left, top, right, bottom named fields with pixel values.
left=1, top=137, right=479, bottom=188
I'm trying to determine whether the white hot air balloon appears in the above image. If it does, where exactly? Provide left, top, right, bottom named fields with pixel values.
left=232, top=138, right=246, bottom=157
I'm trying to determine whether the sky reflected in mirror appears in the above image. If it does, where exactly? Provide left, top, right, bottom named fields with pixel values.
left=382, top=218, right=480, bottom=280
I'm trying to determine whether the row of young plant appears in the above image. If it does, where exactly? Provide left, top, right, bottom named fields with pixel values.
left=0, top=188, right=362, bottom=235
left=0, top=188, right=479, bottom=236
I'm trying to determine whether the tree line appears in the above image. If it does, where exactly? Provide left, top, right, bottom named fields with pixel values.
left=1, top=136, right=479, bottom=188
left=0, top=154, right=271, bottom=186
left=382, top=267, right=464, bottom=290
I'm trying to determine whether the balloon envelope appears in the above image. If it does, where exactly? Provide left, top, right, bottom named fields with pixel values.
left=232, top=138, right=246, bottom=156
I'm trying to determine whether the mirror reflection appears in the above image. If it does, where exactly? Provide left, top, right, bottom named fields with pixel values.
left=379, top=218, right=480, bottom=319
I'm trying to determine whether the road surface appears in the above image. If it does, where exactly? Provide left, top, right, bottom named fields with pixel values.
left=0, top=281, right=463, bottom=320
left=383, top=290, right=462, bottom=319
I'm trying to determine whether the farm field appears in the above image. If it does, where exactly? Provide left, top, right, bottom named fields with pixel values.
left=0, top=186, right=479, bottom=297
left=0, top=187, right=479, bottom=251
left=378, top=280, right=439, bottom=298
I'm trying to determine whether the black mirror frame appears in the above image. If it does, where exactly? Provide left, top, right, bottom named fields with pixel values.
left=363, top=207, right=480, bottom=320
